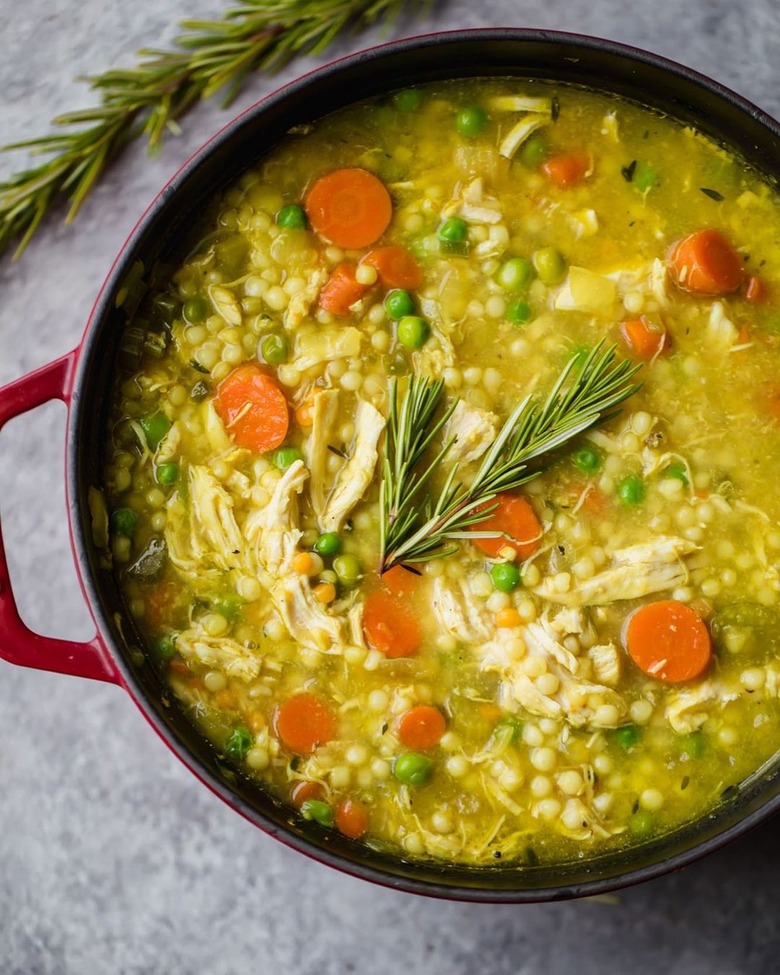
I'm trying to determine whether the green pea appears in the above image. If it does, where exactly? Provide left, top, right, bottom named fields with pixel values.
left=614, top=725, right=641, bottom=751
left=183, top=296, right=209, bottom=324
left=532, top=247, right=567, bottom=285
left=496, top=257, right=534, bottom=292
left=274, top=446, right=303, bottom=471
left=276, top=204, right=306, bottom=229
left=573, top=446, right=602, bottom=474
left=629, top=809, right=655, bottom=837
left=664, top=464, right=689, bottom=485
left=618, top=475, right=646, bottom=506
left=139, top=412, right=172, bottom=450
left=333, top=554, right=362, bottom=588
left=301, top=798, right=334, bottom=827
left=393, top=88, right=422, bottom=112
left=261, top=333, right=289, bottom=365
left=384, top=289, right=415, bottom=320
left=397, top=315, right=430, bottom=350
left=518, top=133, right=549, bottom=168
left=154, top=636, right=175, bottom=660
left=314, top=532, right=343, bottom=558
left=393, top=751, right=433, bottom=787
left=437, top=218, right=468, bottom=243
left=216, top=594, right=243, bottom=622
left=156, top=462, right=179, bottom=485
left=634, top=161, right=659, bottom=192
left=507, top=300, right=533, bottom=325
left=110, top=507, right=139, bottom=536
left=681, top=730, right=706, bottom=759
left=456, top=105, right=488, bottom=138
left=490, top=562, right=521, bottom=593
left=225, top=727, right=253, bottom=760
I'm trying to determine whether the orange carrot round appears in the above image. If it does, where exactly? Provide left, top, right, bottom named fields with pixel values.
left=361, top=246, right=423, bottom=289
left=623, top=600, right=712, bottom=683
left=362, top=589, right=421, bottom=658
left=334, top=798, right=370, bottom=839
left=471, top=493, right=542, bottom=560
left=290, top=779, right=326, bottom=808
left=397, top=705, right=447, bottom=750
left=620, top=316, right=668, bottom=360
left=541, top=151, right=590, bottom=188
left=667, top=229, right=744, bottom=295
left=305, top=168, right=392, bottom=248
left=274, top=693, right=336, bottom=754
left=318, top=262, right=370, bottom=316
left=214, top=363, right=289, bottom=453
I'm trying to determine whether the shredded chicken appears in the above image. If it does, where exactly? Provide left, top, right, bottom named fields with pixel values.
left=443, top=399, right=499, bottom=465
left=284, top=268, right=328, bottom=329
left=532, top=535, right=697, bottom=606
left=498, top=113, right=549, bottom=160
left=432, top=577, right=494, bottom=643
left=665, top=681, right=719, bottom=734
left=707, top=300, right=740, bottom=349
left=307, top=389, right=340, bottom=521
left=441, top=177, right=503, bottom=225
left=320, top=399, right=384, bottom=532
left=293, top=326, right=362, bottom=372
left=175, top=630, right=263, bottom=682
left=588, top=644, right=622, bottom=687
left=208, top=284, right=243, bottom=326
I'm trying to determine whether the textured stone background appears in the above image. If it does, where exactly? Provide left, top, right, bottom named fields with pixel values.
left=2, top=2, right=780, bottom=973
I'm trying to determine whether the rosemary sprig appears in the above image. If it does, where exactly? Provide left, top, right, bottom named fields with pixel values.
left=0, top=0, right=433, bottom=259
left=380, top=343, right=642, bottom=573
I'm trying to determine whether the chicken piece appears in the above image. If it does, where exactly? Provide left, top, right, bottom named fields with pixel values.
left=165, top=466, right=246, bottom=582
left=554, top=266, right=619, bottom=317
left=208, top=284, right=242, bottom=326
left=441, top=177, right=503, bottom=225
left=284, top=268, right=328, bottom=329
left=707, top=300, right=740, bottom=349
left=203, top=400, right=233, bottom=455
left=498, top=114, right=549, bottom=160
left=175, top=630, right=263, bottom=682
left=443, top=399, right=499, bottom=465
left=432, top=576, right=494, bottom=644
left=244, top=460, right=308, bottom=578
left=665, top=681, right=718, bottom=734
left=276, top=574, right=356, bottom=653
left=532, top=535, right=698, bottom=606
left=155, top=420, right=182, bottom=464
left=320, top=399, right=384, bottom=532
left=588, top=643, right=621, bottom=687
left=293, top=326, right=362, bottom=372
left=307, top=389, right=340, bottom=522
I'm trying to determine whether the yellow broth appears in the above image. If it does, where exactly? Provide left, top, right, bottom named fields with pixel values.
left=101, top=80, right=780, bottom=865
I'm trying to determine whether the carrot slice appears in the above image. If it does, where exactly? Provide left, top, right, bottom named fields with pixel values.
left=381, top=563, right=422, bottom=595
left=214, top=363, right=289, bottom=453
left=305, top=168, right=392, bottom=248
left=290, top=780, right=326, bottom=808
left=541, top=151, right=591, bottom=188
left=318, top=262, right=370, bottom=316
left=667, top=229, right=744, bottom=295
left=334, top=798, right=370, bottom=839
left=274, top=693, right=336, bottom=754
left=624, top=600, right=712, bottom=683
left=362, top=588, right=421, bottom=658
left=397, top=705, right=447, bottom=750
left=361, top=246, right=424, bottom=289
left=470, top=493, right=542, bottom=560
left=620, top=316, right=668, bottom=360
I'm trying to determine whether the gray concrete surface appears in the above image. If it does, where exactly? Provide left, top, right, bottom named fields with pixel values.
left=2, top=1, right=780, bottom=973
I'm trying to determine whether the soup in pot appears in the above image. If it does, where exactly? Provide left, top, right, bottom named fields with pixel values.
left=99, top=79, right=780, bottom=866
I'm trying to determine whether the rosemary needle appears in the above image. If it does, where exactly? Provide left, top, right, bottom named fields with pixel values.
left=380, top=342, right=642, bottom=573
left=0, top=0, right=435, bottom=260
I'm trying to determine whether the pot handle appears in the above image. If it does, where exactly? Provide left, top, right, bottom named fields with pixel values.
left=0, top=353, right=121, bottom=684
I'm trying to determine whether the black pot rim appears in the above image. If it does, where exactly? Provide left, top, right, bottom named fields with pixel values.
left=67, top=27, right=780, bottom=903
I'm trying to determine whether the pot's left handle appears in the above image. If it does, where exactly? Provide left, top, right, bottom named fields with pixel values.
left=0, top=353, right=121, bottom=684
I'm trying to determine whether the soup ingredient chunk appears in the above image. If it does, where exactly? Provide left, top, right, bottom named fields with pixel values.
left=305, top=168, right=392, bottom=248
left=214, top=363, right=289, bottom=453
left=319, top=262, right=370, bottom=315
left=275, top=692, right=336, bottom=753
left=363, top=587, right=421, bottom=657
left=397, top=706, right=447, bottom=749
left=624, top=600, right=712, bottom=683
left=471, top=493, right=542, bottom=560
left=667, top=228, right=744, bottom=295
left=361, top=246, right=423, bottom=289
left=334, top=798, right=370, bottom=839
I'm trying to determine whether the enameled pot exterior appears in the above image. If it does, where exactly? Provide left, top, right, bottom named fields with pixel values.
left=2, top=30, right=780, bottom=901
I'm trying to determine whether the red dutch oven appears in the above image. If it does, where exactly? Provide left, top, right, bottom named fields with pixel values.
left=2, top=29, right=780, bottom=902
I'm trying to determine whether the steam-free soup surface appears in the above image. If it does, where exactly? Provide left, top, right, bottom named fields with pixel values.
left=102, top=80, right=780, bottom=866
